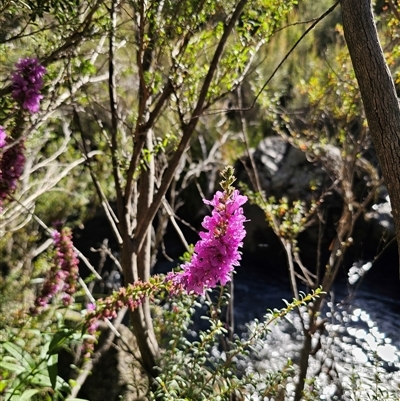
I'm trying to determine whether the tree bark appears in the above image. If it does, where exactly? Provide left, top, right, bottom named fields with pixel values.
left=341, top=0, right=400, bottom=266
left=294, top=330, right=312, bottom=401
left=131, top=129, right=160, bottom=377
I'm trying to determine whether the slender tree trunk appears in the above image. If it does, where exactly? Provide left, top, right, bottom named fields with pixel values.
left=109, top=0, right=158, bottom=374
left=341, top=0, right=400, bottom=266
left=131, top=130, right=159, bottom=376
left=294, top=331, right=312, bottom=401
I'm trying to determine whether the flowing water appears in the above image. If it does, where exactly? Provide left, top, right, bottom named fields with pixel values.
left=232, top=268, right=400, bottom=400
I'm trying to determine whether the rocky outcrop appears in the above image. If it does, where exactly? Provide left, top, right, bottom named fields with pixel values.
left=245, top=135, right=326, bottom=201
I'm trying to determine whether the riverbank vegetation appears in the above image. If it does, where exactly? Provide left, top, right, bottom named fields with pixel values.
left=1, top=0, right=400, bottom=399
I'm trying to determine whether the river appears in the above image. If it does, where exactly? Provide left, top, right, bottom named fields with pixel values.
left=232, top=265, right=400, bottom=400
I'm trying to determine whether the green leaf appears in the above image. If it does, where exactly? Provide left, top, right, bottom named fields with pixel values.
left=48, top=330, right=72, bottom=355
left=0, top=380, right=9, bottom=392
left=0, top=359, right=26, bottom=374
left=2, top=342, right=35, bottom=369
left=66, top=399, right=91, bottom=401
left=47, top=354, right=58, bottom=389
left=18, top=389, right=39, bottom=401
left=30, top=372, right=52, bottom=387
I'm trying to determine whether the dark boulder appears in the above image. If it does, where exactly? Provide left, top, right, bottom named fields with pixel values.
left=236, top=136, right=395, bottom=275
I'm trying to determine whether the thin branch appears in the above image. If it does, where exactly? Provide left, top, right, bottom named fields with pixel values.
left=78, top=276, right=121, bottom=336
left=293, top=251, right=316, bottom=287
left=108, top=0, right=125, bottom=235
left=237, top=86, right=263, bottom=194
left=31, top=238, right=54, bottom=258
left=75, top=249, right=103, bottom=281
left=90, top=243, right=123, bottom=272
left=249, top=1, right=340, bottom=110
left=386, top=0, right=400, bottom=22
left=161, top=198, right=190, bottom=252
left=3, top=199, right=103, bottom=281
left=69, top=307, right=127, bottom=398
left=1, top=151, right=101, bottom=232
left=72, top=108, right=123, bottom=245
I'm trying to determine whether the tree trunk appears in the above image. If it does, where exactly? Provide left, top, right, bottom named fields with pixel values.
left=341, top=0, right=400, bottom=266
left=131, top=130, right=159, bottom=377
left=294, top=330, right=312, bottom=401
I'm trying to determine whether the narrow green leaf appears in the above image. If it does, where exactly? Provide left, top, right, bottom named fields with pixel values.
left=30, top=372, right=52, bottom=387
left=3, top=342, right=35, bottom=368
left=47, top=353, right=58, bottom=389
left=66, top=398, right=91, bottom=401
left=48, top=330, right=73, bottom=355
left=0, top=360, right=26, bottom=374
left=18, top=389, right=39, bottom=400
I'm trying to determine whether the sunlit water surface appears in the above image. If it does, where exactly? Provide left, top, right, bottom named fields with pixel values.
left=232, top=270, right=400, bottom=400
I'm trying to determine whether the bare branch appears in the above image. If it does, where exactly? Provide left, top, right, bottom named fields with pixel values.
left=108, top=0, right=126, bottom=235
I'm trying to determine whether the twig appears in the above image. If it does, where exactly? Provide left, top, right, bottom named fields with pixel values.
left=78, top=277, right=121, bottom=337
left=71, top=108, right=123, bottom=245
left=237, top=86, right=263, bottom=195
left=203, top=1, right=340, bottom=117
left=68, top=307, right=127, bottom=399
left=108, top=0, right=125, bottom=235
left=161, top=198, right=190, bottom=252
left=90, top=243, right=123, bottom=272
left=387, top=0, right=400, bottom=22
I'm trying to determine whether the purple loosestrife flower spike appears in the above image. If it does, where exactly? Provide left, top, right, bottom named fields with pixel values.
left=0, top=135, right=26, bottom=207
left=52, top=228, right=79, bottom=305
left=83, top=276, right=174, bottom=354
left=170, top=166, right=247, bottom=295
left=31, top=228, right=79, bottom=313
left=12, top=57, right=46, bottom=114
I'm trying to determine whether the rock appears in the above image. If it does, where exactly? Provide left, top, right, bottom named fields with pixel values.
left=236, top=135, right=395, bottom=273
left=240, top=135, right=328, bottom=202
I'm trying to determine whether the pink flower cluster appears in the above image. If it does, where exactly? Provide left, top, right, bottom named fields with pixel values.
left=0, top=126, right=6, bottom=148
left=0, top=128, right=26, bottom=208
left=85, top=276, right=173, bottom=338
left=12, top=57, right=46, bottom=114
left=170, top=189, right=247, bottom=295
left=0, top=58, right=46, bottom=208
left=31, top=228, right=79, bottom=314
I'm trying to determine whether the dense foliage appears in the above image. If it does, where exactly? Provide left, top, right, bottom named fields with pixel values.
left=1, top=0, right=400, bottom=400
